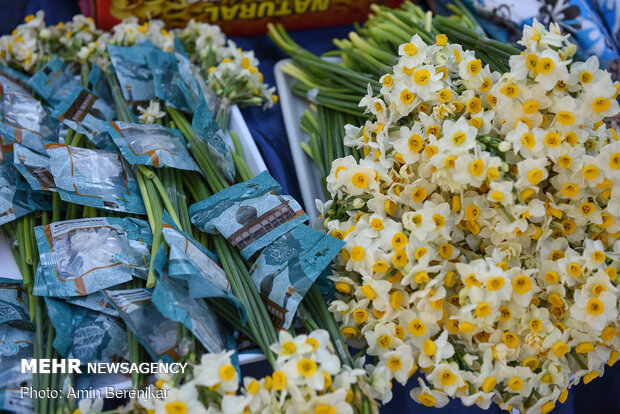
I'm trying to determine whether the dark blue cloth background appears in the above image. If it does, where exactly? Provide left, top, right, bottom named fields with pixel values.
left=2, top=2, right=620, bottom=413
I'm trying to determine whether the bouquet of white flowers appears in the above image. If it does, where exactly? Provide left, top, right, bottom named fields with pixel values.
left=320, top=19, right=620, bottom=413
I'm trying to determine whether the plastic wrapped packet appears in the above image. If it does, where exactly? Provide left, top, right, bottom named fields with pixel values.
left=192, top=96, right=235, bottom=182
left=86, top=64, right=115, bottom=109
left=0, top=150, right=34, bottom=226
left=0, top=65, right=31, bottom=91
left=45, top=297, right=128, bottom=364
left=161, top=212, right=246, bottom=322
left=27, top=56, right=80, bottom=106
left=65, top=291, right=120, bottom=317
left=103, top=288, right=180, bottom=362
left=52, top=86, right=116, bottom=149
left=13, top=143, right=56, bottom=192
left=0, top=325, right=33, bottom=413
left=144, top=47, right=192, bottom=112
left=0, top=76, right=59, bottom=154
left=0, top=281, right=30, bottom=327
left=34, top=217, right=152, bottom=297
left=189, top=171, right=308, bottom=260
left=175, top=52, right=209, bottom=112
left=46, top=143, right=146, bottom=214
left=250, top=224, right=345, bottom=330
left=108, top=121, right=200, bottom=171
left=108, top=43, right=156, bottom=105
left=151, top=250, right=226, bottom=354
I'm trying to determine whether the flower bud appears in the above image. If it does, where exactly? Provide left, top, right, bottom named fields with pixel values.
left=498, top=141, right=512, bottom=152
left=500, top=162, right=510, bottom=172
left=565, top=44, right=577, bottom=58
left=352, top=198, right=365, bottom=209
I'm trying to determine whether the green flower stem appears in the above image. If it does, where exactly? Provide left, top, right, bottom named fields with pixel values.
left=212, top=236, right=273, bottom=362
left=22, top=215, right=33, bottom=266
left=52, top=192, right=62, bottom=223
left=174, top=171, right=193, bottom=235
left=136, top=170, right=156, bottom=233
left=229, top=131, right=253, bottom=182
left=41, top=320, right=54, bottom=414
left=33, top=296, right=44, bottom=414
left=65, top=203, right=78, bottom=221
left=137, top=165, right=184, bottom=231
left=348, top=32, right=396, bottom=66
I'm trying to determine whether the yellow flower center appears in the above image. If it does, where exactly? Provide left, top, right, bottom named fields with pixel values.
left=219, top=364, right=236, bottom=381
left=438, top=89, right=452, bottom=102
left=609, top=152, right=620, bottom=169
left=306, top=337, right=319, bottom=352
left=557, top=111, right=575, bottom=125
left=523, top=356, right=539, bottom=371
left=513, top=275, right=532, bottom=294
left=487, top=277, right=505, bottom=291
left=392, top=250, right=408, bottom=267
left=452, top=132, right=467, bottom=145
left=465, top=205, right=480, bottom=221
left=392, top=232, right=408, bottom=249
left=352, top=173, right=368, bottom=189
left=412, top=187, right=427, bottom=202
left=273, top=370, right=287, bottom=390
left=467, top=59, right=482, bottom=75
left=165, top=402, right=187, bottom=414
left=282, top=341, right=296, bottom=355
left=436, top=34, right=448, bottom=46
left=467, top=97, right=482, bottom=113
left=482, top=377, right=497, bottom=392
left=439, top=370, right=456, bottom=386
left=438, top=243, right=453, bottom=259
left=500, top=84, right=519, bottom=98
left=593, top=97, right=611, bottom=113
left=372, top=260, right=388, bottom=273
left=527, top=169, right=544, bottom=185
left=418, top=392, right=436, bottom=407
left=408, top=319, right=427, bottom=336
left=297, top=358, right=317, bottom=377
left=469, top=159, right=485, bottom=176
left=479, top=77, right=492, bottom=92
left=387, top=356, right=402, bottom=372
left=587, top=298, right=604, bottom=315
left=476, top=302, right=492, bottom=318
left=315, top=405, right=336, bottom=414
left=403, top=43, right=417, bottom=56
left=536, top=57, right=555, bottom=74
left=414, top=69, right=431, bottom=85
left=508, top=377, right=523, bottom=391
left=400, top=89, right=415, bottom=104
left=353, top=309, right=368, bottom=324
left=523, top=100, right=540, bottom=114
left=408, top=134, right=423, bottom=152
left=544, top=131, right=561, bottom=147
left=360, top=284, right=375, bottom=300
left=348, top=244, right=364, bottom=262
left=423, top=339, right=437, bottom=355
left=503, top=331, right=518, bottom=348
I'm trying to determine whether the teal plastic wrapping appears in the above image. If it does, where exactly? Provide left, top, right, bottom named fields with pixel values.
left=33, top=217, right=152, bottom=297
left=189, top=171, right=307, bottom=260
